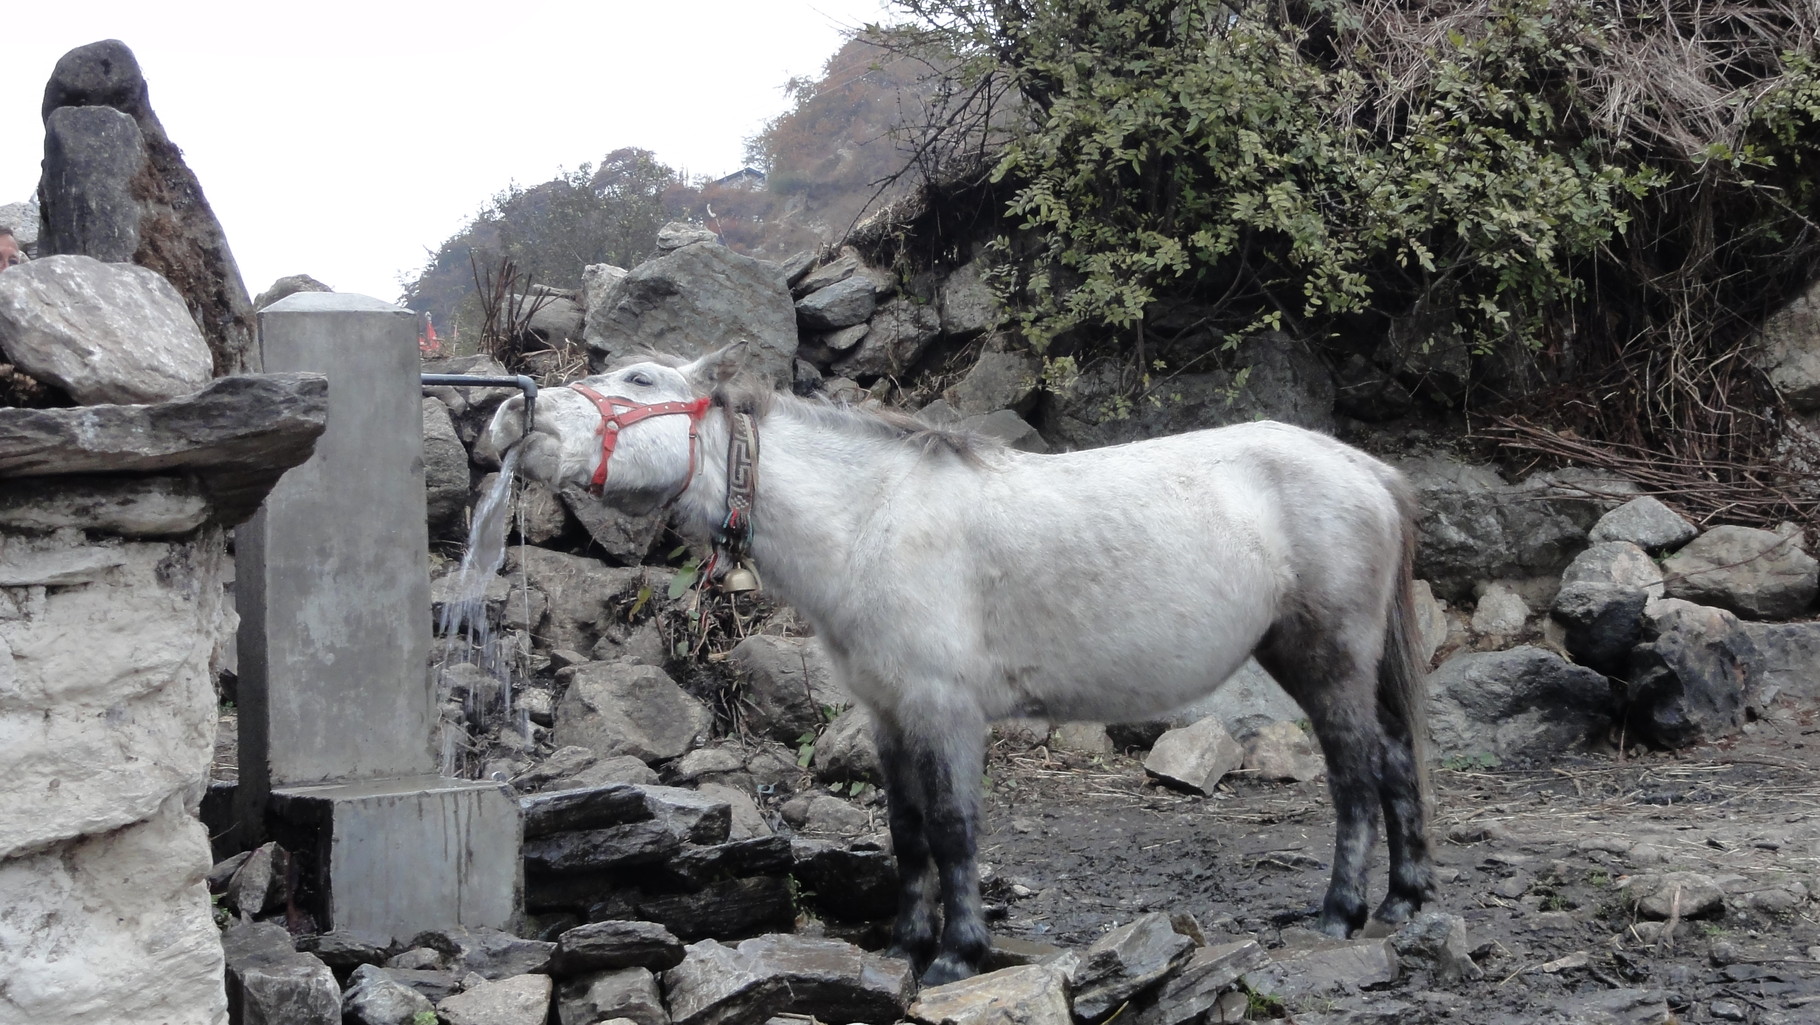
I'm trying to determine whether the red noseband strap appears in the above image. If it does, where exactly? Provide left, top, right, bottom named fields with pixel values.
left=568, top=384, right=711, bottom=497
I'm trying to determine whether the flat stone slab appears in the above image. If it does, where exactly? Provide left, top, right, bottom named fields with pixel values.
left=1241, top=937, right=1399, bottom=1001
left=437, top=973, right=552, bottom=1025
left=0, top=373, right=326, bottom=524
left=550, top=920, right=686, bottom=977
left=907, top=963, right=1073, bottom=1025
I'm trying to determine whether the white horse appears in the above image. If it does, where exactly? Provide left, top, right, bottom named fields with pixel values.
left=483, top=346, right=1434, bottom=985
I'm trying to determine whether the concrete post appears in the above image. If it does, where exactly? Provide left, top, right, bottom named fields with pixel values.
left=236, top=293, right=519, bottom=939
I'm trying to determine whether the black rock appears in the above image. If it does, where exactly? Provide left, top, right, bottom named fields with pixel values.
left=550, top=920, right=686, bottom=977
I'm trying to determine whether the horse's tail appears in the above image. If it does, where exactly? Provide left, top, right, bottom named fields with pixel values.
left=1378, top=479, right=1431, bottom=816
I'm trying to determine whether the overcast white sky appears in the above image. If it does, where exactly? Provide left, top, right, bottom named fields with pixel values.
left=7, top=1, right=899, bottom=302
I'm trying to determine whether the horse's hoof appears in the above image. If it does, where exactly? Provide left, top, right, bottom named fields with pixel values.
left=919, top=955, right=978, bottom=988
left=1373, top=893, right=1422, bottom=927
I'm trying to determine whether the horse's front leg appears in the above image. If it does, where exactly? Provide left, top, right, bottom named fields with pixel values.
left=874, top=717, right=939, bottom=970
left=876, top=698, right=991, bottom=985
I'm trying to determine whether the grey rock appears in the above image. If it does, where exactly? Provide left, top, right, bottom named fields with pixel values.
left=600, top=875, right=796, bottom=942
left=1624, top=871, right=1724, bottom=919
left=1242, top=721, right=1325, bottom=782
left=586, top=238, right=798, bottom=388
left=367, top=966, right=461, bottom=1003
left=300, top=929, right=391, bottom=972
left=1144, top=716, right=1244, bottom=795
left=550, top=920, right=686, bottom=977
left=1551, top=581, right=1649, bottom=675
left=0, top=255, right=212, bottom=404
left=222, top=921, right=341, bottom=1025
left=423, top=398, right=468, bottom=539
left=0, top=475, right=211, bottom=537
left=907, top=963, right=1073, bottom=1025
left=39, top=105, right=143, bottom=262
left=1043, top=332, right=1335, bottom=450
left=1469, top=581, right=1530, bottom=638
left=792, top=251, right=865, bottom=298
left=419, top=356, right=516, bottom=446
left=588, top=619, right=670, bottom=667
left=1241, top=937, right=1398, bottom=1001
left=226, top=841, right=285, bottom=918
left=1589, top=496, right=1697, bottom=553
left=252, top=273, right=332, bottom=311
left=811, top=705, right=881, bottom=784
left=342, top=964, right=435, bottom=1025
left=796, top=275, right=879, bottom=330
left=781, top=793, right=873, bottom=837
left=834, top=295, right=942, bottom=379
left=408, top=926, right=554, bottom=980
left=475, top=471, right=566, bottom=545
left=512, top=547, right=646, bottom=652
left=663, top=934, right=913, bottom=1025
left=944, top=350, right=1039, bottom=416
left=561, top=754, right=663, bottom=790
left=1390, top=911, right=1482, bottom=984
left=559, top=485, right=664, bottom=565
left=1563, top=541, right=1665, bottom=597
left=672, top=744, right=746, bottom=783
left=509, top=744, right=595, bottom=790
left=937, top=261, right=1002, bottom=338
left=1427, top=646, right=1613, bottom=763
left=1125, top=939, right=1268, bottom=1025
left=732, top=634, right=848, bottom=744
left=524, top=819, right=685, bottom=874
left=1738, top=620, right=1820, bottom=703
left=0, top=372, right=326, bottom=525
left=519, top=292, right=585, bottom=350
left=41, top=39, right=257, bottom=375
left=207, top=850, right=251, bottom=892
left=1404, top=456, right=1607, bottom=601
left=554, top=662, right=712, bottom=764
left=657, top=221, right=719, bottom=250
left=1626, top=599, right=1760, bottom=748
left=517, top=687, right=556, bottom=728
left=666, top=835, right=794, bottom=889
left=519, top=784, right=651, bottom=838
left=696, top=782, right=773, bottom=840
left=437, top=973, right=553, bottom=1025
left=642, top=785, right=733, bottom=844
left=816, top=323, right=870, bottom=353
left=792, top=840, right=899, bottom=923
left=1072, top=912, right=1197, bottom=1021
left=1663, top=524, right=1819, bottom=619
left=385, top=947, right=448, bottom=971
left=558, top=966, right=665, bottom=1025
left=581, top=263, right=628, bottom=315
left=1753, top=278, right=1820, bottom=411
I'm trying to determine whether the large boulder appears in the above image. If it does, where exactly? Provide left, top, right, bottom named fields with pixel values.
left=1661, top=524, right=1818, bottom=620
left=1625, top=598, right=1760, bottom=748
left=1738, top=620, right=1820, bottom=704
left=1403, top=457, right=1610, bottom=601
left=553, top=663, right=713, bottom=765
left=832, top=295, right=943, bottom=380
left=422, top=397, right=468, bottom=539
left=584, top=236, right=797, bottom=387
left=1044, top=331, right=1335, bottom=449
left=0, top=255, right=212, bottom=404
left=509, top=547, right=648, bottom=652
left=1751, top=278, right=1820, bottom=412
left=1587, top=496, right=1697, bottom=553
left=728, top=634, right=848, bottom=744
left=1427, top=646, right=1613, bottom=763
left=39, top=39, right=256, bottom=375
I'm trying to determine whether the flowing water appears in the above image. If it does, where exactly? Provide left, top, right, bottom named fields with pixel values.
left=435, top=445, right=533, bottom=777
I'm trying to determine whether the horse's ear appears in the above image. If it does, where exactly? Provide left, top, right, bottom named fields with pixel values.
left=681, top=340, right=749, bottom=389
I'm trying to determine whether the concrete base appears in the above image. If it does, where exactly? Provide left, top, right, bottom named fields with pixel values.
left=268, top=775, right=522, bottom=941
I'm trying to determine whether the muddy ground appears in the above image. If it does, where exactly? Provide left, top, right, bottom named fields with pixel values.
left=974, top=710, right=1820, bottom=1024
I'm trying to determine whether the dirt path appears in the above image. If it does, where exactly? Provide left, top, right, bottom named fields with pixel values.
left=978, top=716, right=1820, bottom=1023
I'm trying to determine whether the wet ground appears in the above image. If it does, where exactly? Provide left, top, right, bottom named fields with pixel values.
left=976, top=711, right=1820, bottom=1023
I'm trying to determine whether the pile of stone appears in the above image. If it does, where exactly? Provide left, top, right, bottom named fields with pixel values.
left=222, top=898, right=1485, bottom=1025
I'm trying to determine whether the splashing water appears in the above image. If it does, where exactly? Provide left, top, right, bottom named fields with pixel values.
left=435, top=446, right=532, bottom=777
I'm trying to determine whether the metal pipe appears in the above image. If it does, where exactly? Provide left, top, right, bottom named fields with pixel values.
left=421, top=374, right=539, bottom=436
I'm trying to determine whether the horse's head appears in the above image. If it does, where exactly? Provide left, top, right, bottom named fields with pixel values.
left=480, top=347, right=742, bottom=513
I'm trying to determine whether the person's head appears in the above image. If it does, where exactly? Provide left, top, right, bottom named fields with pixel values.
left=0, top=230, right=21, bottom=271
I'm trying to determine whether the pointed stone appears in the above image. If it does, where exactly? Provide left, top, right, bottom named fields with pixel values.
left=1071, top=913, right=1197, bottom=1021
left=1144, top=717, right=1243, bottom=795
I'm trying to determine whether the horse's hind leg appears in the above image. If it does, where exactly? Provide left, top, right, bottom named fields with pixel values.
left=874, top=717, right=939, bottom=970
left=1374, top=704, right=1433, bottom=925
left=1257, top=641, right=1385, bottom=938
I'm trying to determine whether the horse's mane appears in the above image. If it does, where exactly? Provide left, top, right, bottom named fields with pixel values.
left=715, top=372, right=993, bottom=465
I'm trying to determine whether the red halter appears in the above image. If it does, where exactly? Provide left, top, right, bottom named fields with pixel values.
left=567, top=384, right=711, bottom=498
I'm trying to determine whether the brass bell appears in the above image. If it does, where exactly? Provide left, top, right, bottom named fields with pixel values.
left=719, top=560, right=761, bottom=593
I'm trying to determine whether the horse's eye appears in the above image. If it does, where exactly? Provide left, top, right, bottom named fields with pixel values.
left=627, top=372, right=653, bottom=387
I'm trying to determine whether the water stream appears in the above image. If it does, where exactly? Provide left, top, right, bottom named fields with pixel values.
left=435, top=445, right=533, bottom=777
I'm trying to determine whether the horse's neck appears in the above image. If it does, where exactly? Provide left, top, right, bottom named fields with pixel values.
left=675, top=405, right=896, bottom=621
